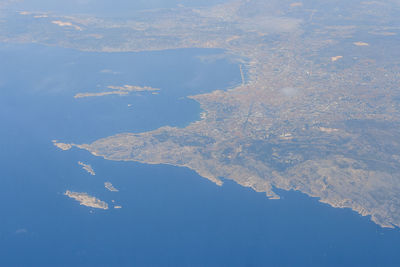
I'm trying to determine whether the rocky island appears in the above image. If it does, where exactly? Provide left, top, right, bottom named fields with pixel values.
left=64, top=190, right=108, bottom=210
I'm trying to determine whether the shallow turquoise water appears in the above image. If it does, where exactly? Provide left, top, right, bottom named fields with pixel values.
left=1, top=43, right=400, bottom=266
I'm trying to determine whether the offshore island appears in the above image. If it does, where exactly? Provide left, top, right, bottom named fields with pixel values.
left=64, top=190, right=108, bottom=210
left=74, top=85, right=160, bottom=99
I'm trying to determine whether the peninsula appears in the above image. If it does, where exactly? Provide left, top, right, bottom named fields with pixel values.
left=6, top=0, right=400, bottom=228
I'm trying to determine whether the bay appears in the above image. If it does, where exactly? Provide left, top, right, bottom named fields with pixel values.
left=0, top=43, right=399, bottom=266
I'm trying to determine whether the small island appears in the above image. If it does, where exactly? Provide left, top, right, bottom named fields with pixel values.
left=64, top=190, right=108, bottom=210
left=74, top=85, right=160, bottom=99
left=52, top=140, right=72, bottom=151
left=104, top=182, right=119, bottom=192
left=78, top=161, right=95, bottom=176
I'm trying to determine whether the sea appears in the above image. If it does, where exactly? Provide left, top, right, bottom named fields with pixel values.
left=1, top=43, right=400, bottom=266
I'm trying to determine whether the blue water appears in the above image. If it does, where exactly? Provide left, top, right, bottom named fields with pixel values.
left=1, top=43, right=400, bottom=266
